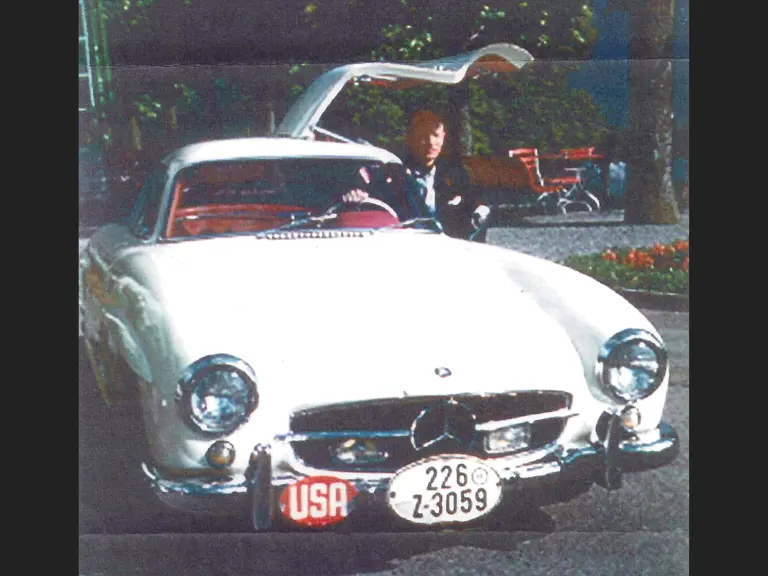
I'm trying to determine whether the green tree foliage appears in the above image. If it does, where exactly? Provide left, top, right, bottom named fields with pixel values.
left=96, top=1, right=197, bottom=142
left=469, top=63, right=613, bottom=153
left=302, top=1, right=598, bottom=61
left=99, top=0, right=613, bottom=157
left=99, top=0, right=191, bottom=29
left=293, top=1, right=613, bottom=155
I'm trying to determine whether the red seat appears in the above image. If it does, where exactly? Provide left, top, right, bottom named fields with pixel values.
left=335, top=210, right=400, bottom=228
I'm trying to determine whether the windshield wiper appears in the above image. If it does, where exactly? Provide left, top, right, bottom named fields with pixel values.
left=264, top=212, right=339, bottom=233
left=380, top=217, right=444, bottom=233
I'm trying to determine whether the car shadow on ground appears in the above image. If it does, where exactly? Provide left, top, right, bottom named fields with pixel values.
left=80, top=518, right=554, bottom=576
left=80, top=530, right=549, bottom=576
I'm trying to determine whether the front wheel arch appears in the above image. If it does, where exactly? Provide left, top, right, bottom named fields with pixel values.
left=84, top=326, right=135, bottom=410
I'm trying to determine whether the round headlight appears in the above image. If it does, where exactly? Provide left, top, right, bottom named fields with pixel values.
left=596, top=329, right=668, bottom=402
left=177, top=355, right=258, bottom=434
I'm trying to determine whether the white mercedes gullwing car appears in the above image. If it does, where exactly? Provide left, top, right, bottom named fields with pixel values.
left=80, top=44, right=679, bottom=531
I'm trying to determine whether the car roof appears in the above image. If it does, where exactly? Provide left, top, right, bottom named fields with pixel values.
left=163, top=136, right=402, bottom=170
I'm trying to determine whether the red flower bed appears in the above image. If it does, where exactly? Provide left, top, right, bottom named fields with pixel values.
left=602, top=240, right=689, bottom=272
left=563, top=240, right=689, bottom=295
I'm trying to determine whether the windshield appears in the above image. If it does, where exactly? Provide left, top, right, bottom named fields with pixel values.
left=165, top=158, right=418, bottom=239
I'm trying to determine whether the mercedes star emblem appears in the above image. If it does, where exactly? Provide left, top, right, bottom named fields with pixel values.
left=410, top=400, right=476, bottom=451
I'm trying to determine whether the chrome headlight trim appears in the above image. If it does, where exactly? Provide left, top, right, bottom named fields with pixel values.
left=596, top=328, right=668, bottom=402
left=176, top=354, right=259, bottom=435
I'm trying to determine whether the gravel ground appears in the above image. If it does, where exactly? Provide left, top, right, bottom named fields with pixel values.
left=487, top=210, right=690, bottom=262
left=362, top=534, right=689, bottom=576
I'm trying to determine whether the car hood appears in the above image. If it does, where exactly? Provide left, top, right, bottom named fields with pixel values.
left=276, top=43, right=534, bottom=140
left=140, top=233, right=588, bottom=413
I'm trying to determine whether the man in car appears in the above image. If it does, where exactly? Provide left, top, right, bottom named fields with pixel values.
left=341, top=109, right=491, bottom=242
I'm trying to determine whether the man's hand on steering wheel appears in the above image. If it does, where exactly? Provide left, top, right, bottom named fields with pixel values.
left=341, top=188, right=370, bottom=203
left=329, top=190, right=399, bottom=220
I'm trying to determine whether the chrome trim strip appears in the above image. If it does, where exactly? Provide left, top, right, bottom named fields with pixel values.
left=620, top=422, right=678, bottom=454
left=282, top=410, right=575, bottom=445
left=474, top=408, right=580, bottom=432
left=514, top=460, right=562, bottom=479
left=290, top=390, right=572, bottom=417
left=485, top=444, right=564, bottom=481
left=141, top=462, right=251, bottom=516
left=142, top=464, right=249, bottom=497
left=278, top=425, right=678, bottom=490
left=141, top=422, right=679, bottom=518
left=561, top=444, right=601, bottom=466
left=278, top=430, right=411, bottom=442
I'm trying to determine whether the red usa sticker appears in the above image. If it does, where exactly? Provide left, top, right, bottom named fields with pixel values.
left=279, top=476, right=359, bottom=527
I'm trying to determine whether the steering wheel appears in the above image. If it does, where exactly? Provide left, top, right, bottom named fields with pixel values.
left=325, top=197, right=399, bottom=219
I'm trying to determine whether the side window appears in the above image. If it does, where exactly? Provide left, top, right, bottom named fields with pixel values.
left=129, top=169, right=166, bottom=239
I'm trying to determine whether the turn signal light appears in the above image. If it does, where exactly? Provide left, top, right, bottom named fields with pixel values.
left=206, top=440, right=236, bottom=469
left=620, top=406, right=641, bottom=431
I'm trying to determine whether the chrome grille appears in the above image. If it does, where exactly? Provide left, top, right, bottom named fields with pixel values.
left=291, top=392, right=571, bottom=432
left=289, top=392, right=573, bottom=472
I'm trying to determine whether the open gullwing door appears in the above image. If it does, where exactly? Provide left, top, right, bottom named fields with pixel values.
left=275, top=43, right=534, bottom=141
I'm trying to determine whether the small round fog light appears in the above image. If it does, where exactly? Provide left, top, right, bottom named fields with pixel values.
left=620, top=406, right=641, bottom=431
left=332, top=438, right=388, bottom=465
left=206, top=440, right=235, bottom=469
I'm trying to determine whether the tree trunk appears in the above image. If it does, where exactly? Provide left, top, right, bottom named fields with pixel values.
left=130, top=116, right=142, bottom=152
left=166, top=105, right=180, bottom=149
left=624, top=0, right=680, bottom=224
left=265, top=101, right=276, bottom=135
left=450, top=83, right=473, bottom=158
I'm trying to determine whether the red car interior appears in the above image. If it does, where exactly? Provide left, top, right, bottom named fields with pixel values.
left=171, top=204, right=318, bottom=237
left=166, top=160, right=401, bottom=238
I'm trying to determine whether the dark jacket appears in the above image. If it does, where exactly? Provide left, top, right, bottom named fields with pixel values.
left=402, top=154, right=488, bottom=241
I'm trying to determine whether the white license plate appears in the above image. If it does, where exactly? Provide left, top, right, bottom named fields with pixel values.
left=387, top=455, right=503, bottom=525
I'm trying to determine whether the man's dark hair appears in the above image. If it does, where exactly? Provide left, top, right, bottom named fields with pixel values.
left=409, top=109, right=447, bottom=134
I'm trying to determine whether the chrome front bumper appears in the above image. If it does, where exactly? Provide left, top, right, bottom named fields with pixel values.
left=141, top=421, right=680, bottom=527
